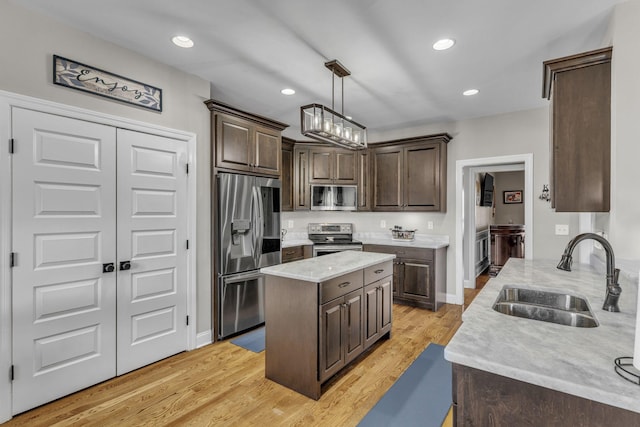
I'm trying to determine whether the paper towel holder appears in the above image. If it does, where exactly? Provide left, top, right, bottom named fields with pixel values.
left=614, top=357, right=640, bottom=385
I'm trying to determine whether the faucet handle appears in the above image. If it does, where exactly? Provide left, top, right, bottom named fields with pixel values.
left=614, top=268, right=620, bottom=284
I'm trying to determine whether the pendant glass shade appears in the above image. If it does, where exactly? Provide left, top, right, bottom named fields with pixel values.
left=301, top=103, right=367, bottom=149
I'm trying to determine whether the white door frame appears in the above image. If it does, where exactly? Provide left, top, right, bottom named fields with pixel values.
left=0, top=90, right=198, bottom=423
left=455, top=154, right=534, bottom=305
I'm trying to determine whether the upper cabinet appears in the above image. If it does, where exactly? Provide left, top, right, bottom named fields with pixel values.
left=542, top=47, right=612, bottom=212
left=371, top=134, right=451, bottom=212
left=281, top=137, right=295, bottom=211
left=205, top=99, right=288, bottom=177
left=308, top=146, right=358, bottom=184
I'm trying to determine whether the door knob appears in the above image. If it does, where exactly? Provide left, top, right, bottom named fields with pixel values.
left=119, top=261, right=131, bottom=271
left=102, top=263, right=115, bottom=273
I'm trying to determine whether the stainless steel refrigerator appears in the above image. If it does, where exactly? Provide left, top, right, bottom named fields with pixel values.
left=217, top=172, right=281, bottom=339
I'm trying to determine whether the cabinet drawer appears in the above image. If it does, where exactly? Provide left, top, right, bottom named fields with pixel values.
left=282, top=245, right=304, bottom=263
left=364, top=261, right=393, bottom=285
left=320, top=270, right=363, bottom=304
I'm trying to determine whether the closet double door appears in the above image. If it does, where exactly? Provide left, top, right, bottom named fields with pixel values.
left=11, top=108, right=189, bottom=414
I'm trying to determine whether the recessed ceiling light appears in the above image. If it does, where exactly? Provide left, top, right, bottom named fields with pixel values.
left=463, top=89, right=479, bottom=96
left=281, top=88, right=296, bottom=96
left=172, top=35, right=194, bottom=48
left=433, top=38, right=455, bottom=51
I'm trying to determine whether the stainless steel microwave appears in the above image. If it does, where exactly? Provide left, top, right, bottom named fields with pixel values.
left=311, top=185, right=357, bottom=211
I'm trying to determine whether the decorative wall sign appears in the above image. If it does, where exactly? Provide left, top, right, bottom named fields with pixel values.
left=503, top=190, right=523, bottom=204
left=53, top=55, right=162, bottom=112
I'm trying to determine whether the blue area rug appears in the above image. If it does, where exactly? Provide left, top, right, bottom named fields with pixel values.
left=358, top=343, right=452, bottom=427
left=230, top=326, right=265, bottom=353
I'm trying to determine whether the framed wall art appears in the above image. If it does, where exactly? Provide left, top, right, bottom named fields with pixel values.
left=503, top=190, right=523, bottom=204
left=53, top=55, right=162, bottom=112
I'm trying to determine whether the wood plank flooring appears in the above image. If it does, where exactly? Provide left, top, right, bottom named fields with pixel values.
left=5, top=288, right=486, bottom=426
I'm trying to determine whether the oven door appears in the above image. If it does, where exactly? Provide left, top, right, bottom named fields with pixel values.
left=313, top=245, right=363, bottom=257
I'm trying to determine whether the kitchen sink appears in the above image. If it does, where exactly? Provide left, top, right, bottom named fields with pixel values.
left=492, top=286, right=598, bottom=328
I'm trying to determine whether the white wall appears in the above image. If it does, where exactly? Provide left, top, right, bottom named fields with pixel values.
left=0, top=2, right=213, bottom=333
left=600, top=0, right=640, bottom=262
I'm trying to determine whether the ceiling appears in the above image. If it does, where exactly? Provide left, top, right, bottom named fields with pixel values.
left=16, top=0, right=623, bottom=139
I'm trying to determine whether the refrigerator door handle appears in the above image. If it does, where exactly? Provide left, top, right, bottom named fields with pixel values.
left=252, top=186, right=264, bottom=267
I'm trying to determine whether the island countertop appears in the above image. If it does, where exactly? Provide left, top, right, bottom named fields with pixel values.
left=260, top=250, right=395, bottom=282
left=445, top=258, right=640, bottom=413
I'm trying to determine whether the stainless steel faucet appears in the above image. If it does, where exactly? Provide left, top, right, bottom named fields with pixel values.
left=557, top=233, right=621, bottom=312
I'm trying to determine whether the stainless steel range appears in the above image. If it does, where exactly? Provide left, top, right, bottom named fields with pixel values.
left=308, top=223, right=363, bottom=257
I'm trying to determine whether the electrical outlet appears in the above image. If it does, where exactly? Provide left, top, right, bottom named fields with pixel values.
left=427, top=221, right=434, bottom=230
left=380, top=220, right=386, bottom=228
left=555, top=224, right=569, bottom=236
left=287, top=220, right=293, bottom=228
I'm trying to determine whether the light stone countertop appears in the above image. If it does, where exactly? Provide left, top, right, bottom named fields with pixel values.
left=444, top=258, right=640, bottom=413
left=281, top=238, right=313, bottom=248
left=260, top=250, right=395, bottom=282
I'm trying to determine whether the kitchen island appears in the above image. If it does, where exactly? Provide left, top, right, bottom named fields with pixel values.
left=261, top=251, right=395, bottom=399
left=445, top=258, right=640, bottom=425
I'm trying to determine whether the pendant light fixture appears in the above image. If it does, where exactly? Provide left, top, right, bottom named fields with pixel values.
left=300, top=59, right=367, bottom=150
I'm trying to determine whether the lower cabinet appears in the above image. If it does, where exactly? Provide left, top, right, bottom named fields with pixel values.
left=264, top=260, right=393, bottom=399
left=365, top=244, right=446, bottom=311
left=453, top=363, right=640, bottom=426
left=320, top=289, right=364, bottom=382
left=281, top=245, right=312, bottom=263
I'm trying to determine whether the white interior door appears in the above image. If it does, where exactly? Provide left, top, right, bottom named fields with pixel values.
left=115, top=129, right=188, bottom=375
left=11, top=108, right=117, bottom=414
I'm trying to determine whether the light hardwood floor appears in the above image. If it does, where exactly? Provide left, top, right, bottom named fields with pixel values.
left=5, top=290, right=486, bottom=426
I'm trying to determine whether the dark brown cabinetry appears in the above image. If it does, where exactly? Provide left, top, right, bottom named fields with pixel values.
left=357, top=150, right=371, bottom=211
left=542, top=47, right=612, bottom=212
left=371, top=134, right=451, bottom=212
left=205, top=99, right=288, bottom=177
left=452, top=363, right=640, bottom=426
left=281, top=137, right=294, bottom=211
left=489, top=225, right=525, bottom=276
left=281, top=245, right=312, bottom=263
left=364, top=245, right=446, bottom=311
left=293, top=145, right=310, bottom=210
left=308, top=146, right=358, bottom=184
left=264, top=260, right=392, bottom=399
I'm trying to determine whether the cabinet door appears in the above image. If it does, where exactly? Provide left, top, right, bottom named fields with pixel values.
left=401, top=259, right=432, bottom=303
left=215, top=113, right=252, bottom=173
left=392, top=260, right=402, bottom=297
left=344, top=290, right=364, bottom=364
left=320, top=298, right=345, bottom=381
left=254, top=126, right=281, bottom=176
left=334, top=149, right=357, bottom=184
left=404, top=143, right=440, bottom=211
left=282, top=245, right=303, bottom=263
left=379, top=276, right=393, bottom=335
left=372, top=146, right=403, bottom=211
left=309, top=148, right=333, bottom=183
left=363, top=283, right=380, bottom=349
left=281, top=141, right=294, bottom=211
left=294, top=147, right=310, bottom=210
left=357, top=150, right=370, bottom=210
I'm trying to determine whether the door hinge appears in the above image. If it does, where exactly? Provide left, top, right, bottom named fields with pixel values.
left=186, top=315, right=190, bottom=326
left=186, top=239, right=189, bottom=250
left=10, top=252, right=16, bottom=267
left=185, top=163, right=189, bottom=174
left=10, top=365, right=14, bottom=381
left=8, top=138, right=14, bottom=154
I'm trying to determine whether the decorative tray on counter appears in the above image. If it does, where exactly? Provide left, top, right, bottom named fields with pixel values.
left=390, top=227, right=416, bottom=241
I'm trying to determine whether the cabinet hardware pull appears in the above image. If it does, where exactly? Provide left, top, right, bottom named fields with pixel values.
left=102, top=263, right=115, bottom=273
left=374, top=269, right=384, bottom=274
left=119, top=261, right=131, bottom=271
left=338, top=282, right=351, bottom=288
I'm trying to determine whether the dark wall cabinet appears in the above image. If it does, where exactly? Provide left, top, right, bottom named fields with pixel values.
left=281, top=138, right=294, bottom=211
left=293, top=145, right=310, bottom=210
left=364, top=245, right=446, bottom=311
left=205, top=99, right=288, bottom=177
left=371, top=134, right=451, bottom=212
left=453, top=364, right=640, bottom=426
left=308, top=146, right=358, bottom=184
left=543, top=47, right=612, bottom=212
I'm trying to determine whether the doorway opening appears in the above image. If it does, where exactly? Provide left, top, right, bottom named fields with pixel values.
left=455, top=154, right=533, bottom=305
